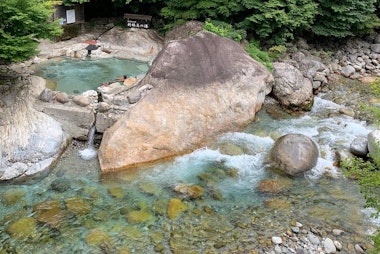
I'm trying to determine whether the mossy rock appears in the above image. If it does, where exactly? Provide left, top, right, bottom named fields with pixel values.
left=7, top=217, right=37, bottom=239
left=138, top=182, right=161, bottom=195
left=107, top=186, right=125, bottom=199
left=174, top=184, right=204, bottom=199
left=33, top=200, right=61, bottom=213
left=85, top=229, right=112, bottom=246
left=37, top=207, right=67, bottom=228
left=217, top=142, right=244, bottom=156
left=167, top=198, right=188, bottom=219
left=264, top=198, right=292, bottom=210
left=65, top=197, right=91, bottom=216
left=2, top=188, right=25, bottom=205
left=257, top=178, right=293, bottom=194
left=126, top=210, right=153, bottom=224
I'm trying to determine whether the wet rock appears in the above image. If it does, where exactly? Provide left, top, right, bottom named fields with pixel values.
left=65, top=197, right=91, bottom=216
left=174, top=184, right=204, bottom=199
left=217, top=142, right=244, bottom=156
left=350, top=136, right=368, bottom=157
left=256, top=178, right=293, bottom=194
left=6, top=217, right=37, bottom=239
left=269, top=134, right=319, bottom=176
left=85, top=229, right=112, bottom=246
left=51, top=177, right=71, bottom=192
left=37, top=207, right=66, bottom=228
left=139, top=182, right=161, bottom=195
left=167, top=198, right=188, bottom=219
left=126, top=210, right=153, bottom=223
left=2, top=188, right=25, bottom=205
left=107, top=186, right=125, bottom=199
left=339, top=107, right=355, bottom=117
left=264, top=198, right=292, bottom=210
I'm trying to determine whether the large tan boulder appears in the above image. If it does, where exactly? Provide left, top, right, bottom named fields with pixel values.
left=98, top=31, right=274, bottom=172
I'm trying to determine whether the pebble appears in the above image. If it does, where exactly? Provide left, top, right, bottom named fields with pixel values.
left=272, top=236, right=282, bottom=245
left=332, top=229, right=344, bottom=236
left=323, top=237, right=336, bottom=253
left=354, top=244, right=365, bottom=253
left=333, top=240, right=342, bottom=251
left=307, top=233, right=321, bottom=245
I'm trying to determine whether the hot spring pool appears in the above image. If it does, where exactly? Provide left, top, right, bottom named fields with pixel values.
left=34, top=57, right=150, bottom=94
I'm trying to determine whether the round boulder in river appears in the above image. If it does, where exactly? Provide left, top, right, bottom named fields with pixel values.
left=269, top=134, right=319, bottom=176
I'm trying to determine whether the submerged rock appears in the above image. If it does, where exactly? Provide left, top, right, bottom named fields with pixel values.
left=2, top=188, right=25, bottom=205
left=167, top=198, right=188, bottom=219
left=6, top=217, right=37, bottom=239
left=99, top=31, right=273, bottom=172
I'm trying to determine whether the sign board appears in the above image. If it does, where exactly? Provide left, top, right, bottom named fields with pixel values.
left=66, top=9, right=76, bottom=24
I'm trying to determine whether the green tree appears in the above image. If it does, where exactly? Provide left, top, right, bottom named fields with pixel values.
left=160, top=0, right=243, bottom=31
left=238, top=0, right=317, bottom=45
left=312, top=0, right=379, bottom=38
left=0, top=0, right=62, bottom=63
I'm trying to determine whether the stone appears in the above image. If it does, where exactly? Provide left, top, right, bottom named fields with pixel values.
left=334, top=240, right=343, bottom=251
left=55, top=92, right=70, bottom=104
left=174, top=184, right=204, bottom=199
left=167, top=198, right=188, bottom=219
left=65, top=197, right=91, bottom=216
left=41, top=102, right=95, bottom=140
left=350, top=136, right=368, bottom=157
left=127, top=90, right=141, bottom=104
left=339, top=108, right=355, bottom=117
left=256, top=178, right=293, bottom=194
left=1, top=81, right=70, bottom=181
left=2, top=188, right=25, bottom=205
left=367, top=129, right=380, bottom=154
left=86, top=229, right=112, bottom=246
left=272, top=62, right=314, bottom=111
left=264, top=198, right=292, bottom=209
left=307, top=233, right=320, bottom=245
left=37, top=207, right=66, bottom=228
left=39, top=88, right=54, bottom=102
left=98, top=31, right=273, bottom=172
left=341, top=65, right=356, bottom=77
left=126, top=210, right=153, bottom=223
left=73, top=94, right=92, bottom=107
left=6, top=217, right=37, bottom=239
left=332, top=229, right=344, bottom=236
left=107, top=186, right=125, bottom=199
left=323, top=237, right=336, bottom=253
left=269, top=134, right=319, bottom=176
left=97, top=102, right=111, bottom=112
left=51, top=177, right=71, bottom=192
left=370, top=43, right=380, bottom=53
left=272, top=236, right=283, bottom=245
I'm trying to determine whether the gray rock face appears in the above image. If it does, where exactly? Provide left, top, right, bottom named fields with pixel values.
left=269, top=134, right=319, bottom=176
left=350, top=136, right=368, bottom=157
left=367, top=129, right=380, bottom=154
left=98, top=31, right=274, bottom=172
left=0, top=73, right=70, bottom=181
left=272, top=62, right=314, bottom=111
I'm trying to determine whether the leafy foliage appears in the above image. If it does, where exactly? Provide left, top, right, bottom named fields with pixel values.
left=238, top=0, right=317, bottom=45
left=245, top=41, right=272, bottom=70
left=0, top=0, right=62, bottom=63
left=312, top=0, right=380, bottom=37
left=203, top=20, right=246, bottom=42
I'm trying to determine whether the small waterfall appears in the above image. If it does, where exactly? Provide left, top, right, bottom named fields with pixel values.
left=79, top=125, right=97, bottom=160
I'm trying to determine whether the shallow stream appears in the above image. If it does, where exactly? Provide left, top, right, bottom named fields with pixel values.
left=0, top=95, right=379, bottom=253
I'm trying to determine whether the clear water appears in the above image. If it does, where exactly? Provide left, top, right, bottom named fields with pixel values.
left=34, top=58, right=150, bottom=94
left=0, top=97, right=378, bottom=253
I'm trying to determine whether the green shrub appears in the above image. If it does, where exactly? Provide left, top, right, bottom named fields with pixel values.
left=203, top=20, right=246, bottom=42
left=268, top=45, right=287, bottom=61
left=245, top=41, right=272, bottom=71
